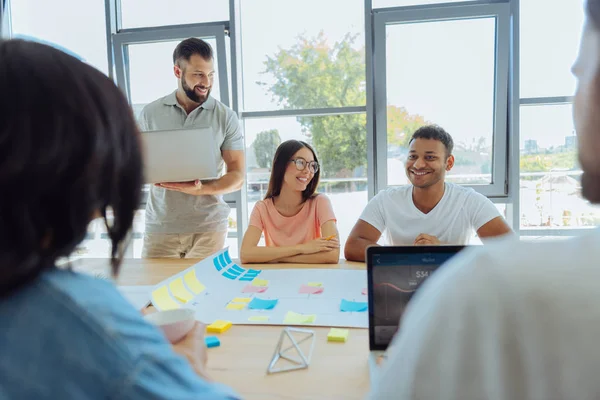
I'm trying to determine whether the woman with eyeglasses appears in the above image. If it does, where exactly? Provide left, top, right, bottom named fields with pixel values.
left=240, top=140, right=340, bottom=264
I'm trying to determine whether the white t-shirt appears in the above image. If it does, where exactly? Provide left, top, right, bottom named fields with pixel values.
left=360, top=182, right=501, bottom=245
left=369, top=229, right=600, bottom=400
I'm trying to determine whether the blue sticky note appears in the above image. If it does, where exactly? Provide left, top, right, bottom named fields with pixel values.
left=213, top=257, right=223, bottom=271
left=247, top=269, right=261, bottom=274
left=230, top=264, right=245, bottom=274
left=340, top=299, right=368, bottom=312
left=239, top=276, right=255, bottom=281
left=224, top=251, right=232, bottom=265
left=205, top=336, right=220, bottom=348
left=224, top=267, right=242, bottom=277
left=222, top=271, right=239, bottom=280
left=219, top=253, right=228, bottom=268
left=248, top=297, right=278, bottom=310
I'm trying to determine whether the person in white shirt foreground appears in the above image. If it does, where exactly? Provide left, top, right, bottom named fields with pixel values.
left=368, top=2, right=600, bottom=399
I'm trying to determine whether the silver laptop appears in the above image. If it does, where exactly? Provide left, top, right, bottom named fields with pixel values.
left=366, top=245, right=465, bottom=383
left=141, top=128, right=219, bottom=183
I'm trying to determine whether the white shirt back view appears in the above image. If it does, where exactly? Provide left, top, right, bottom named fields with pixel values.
left=369, top=229, right=600, bottom=400
left=359, top=182, right=501, bottom=245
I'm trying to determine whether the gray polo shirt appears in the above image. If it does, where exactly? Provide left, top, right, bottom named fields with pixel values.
left=138, top=91, right=244, bottom=234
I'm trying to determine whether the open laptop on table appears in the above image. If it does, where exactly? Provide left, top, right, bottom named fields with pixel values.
left=141, top=127, right=219, bottom=184
left=366, top=245, right=466, bottom=383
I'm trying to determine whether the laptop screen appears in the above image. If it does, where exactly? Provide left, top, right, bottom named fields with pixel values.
left=367, top=246, right=465, bottom=351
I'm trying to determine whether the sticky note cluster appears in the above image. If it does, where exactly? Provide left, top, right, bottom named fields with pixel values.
left=340, top=299, right=368, bottom=312
left=151, top=286, right=180, bottom=310
left=242, top=284, right=268, bottom=293
left=299, top=284, right=324, bottom=295
left=248, top=297, right=278, bottom=310
left=283, top=311, right=316, bottom=325
left=205, top=336, right=220, bottom=348
left=169, top=278, right=194, bottom=303
left=207, top=320, right=232, bottom=334
left=226, top=303, right=246, bottom=310
left=225, top=297, right=252, bottom=311
left=327, top=328, right=349, bottom=342
left=184, top=270, right=206, bottom=294
left=251, top=278, right=269, bottom=287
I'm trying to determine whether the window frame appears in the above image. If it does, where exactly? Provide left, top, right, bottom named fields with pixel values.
left=371, top=1, right=511, bottom=197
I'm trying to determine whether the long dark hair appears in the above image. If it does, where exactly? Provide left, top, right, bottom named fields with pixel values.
left=264, top=140, right=320, bottom=202
left=0, top=40, right=143, bottom=296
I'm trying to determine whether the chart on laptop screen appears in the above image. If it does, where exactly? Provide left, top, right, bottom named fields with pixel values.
left=371, top=252, right=456, bottom=346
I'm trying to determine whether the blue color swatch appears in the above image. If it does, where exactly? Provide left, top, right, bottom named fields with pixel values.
left=248, top=297, right=278, bottom=310
left=224, top=251, right=232, bottom=265
left=219, top=253, right=228, bottom=268
left=222, top=271, right=239, bottom=280
left=239, top=276, right=256, bottom=281
left=205, top=336, right=221, bottom=348
left=340, top=299, right=368, bottom=312
left=229, top=264, right=245, bottom=274
left=213, top=257, right=223, bottom=271
left=247, top=269, right=261, bottom=274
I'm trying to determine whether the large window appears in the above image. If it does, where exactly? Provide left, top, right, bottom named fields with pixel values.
left=9, top=0, right=595, bottom=257
left=518, top=0, right=598, bottom=234
left=239, top=0, right=368, bottom=248
left=383, top=17, right=496, bottom=186
left=520, top=0, right=584, bottom=98
left=9, top=0, right=108, bottom=74
left=240, top=0, right=366, bottom=112
left=373, top=2, right=510, bottom=196
left=119, top=0, right=229, bottom=29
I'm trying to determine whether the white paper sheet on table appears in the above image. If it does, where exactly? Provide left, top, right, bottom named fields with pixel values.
left=149, top=248, right=369, bottom=328
left=118, top=285, right=153, bottom=310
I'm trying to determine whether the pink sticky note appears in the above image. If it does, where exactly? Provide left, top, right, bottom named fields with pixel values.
left=242, top=285, right=268, bottom=293
left=299, top=284, right=324, bottom=295
left=361, top=288, right=368, bottom=295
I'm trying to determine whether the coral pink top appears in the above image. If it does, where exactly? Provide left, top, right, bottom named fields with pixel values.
left=249, top=194, right=337, bottom=247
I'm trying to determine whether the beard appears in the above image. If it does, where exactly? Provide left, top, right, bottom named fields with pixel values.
left=182, top=76, right=211, bottom=104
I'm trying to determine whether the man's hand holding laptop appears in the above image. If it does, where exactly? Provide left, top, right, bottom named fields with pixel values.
left=156, top=180, right=204, bottom=195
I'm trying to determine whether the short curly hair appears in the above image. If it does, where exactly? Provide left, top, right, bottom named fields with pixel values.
left=409, top=125, right=454, bottom=157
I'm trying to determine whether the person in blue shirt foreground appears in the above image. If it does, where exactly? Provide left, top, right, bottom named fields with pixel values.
left=0, top=39, right=239, bottom=399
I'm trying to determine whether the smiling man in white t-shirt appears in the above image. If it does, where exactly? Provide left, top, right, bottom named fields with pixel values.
left=345, top=125, right=512, bottom=262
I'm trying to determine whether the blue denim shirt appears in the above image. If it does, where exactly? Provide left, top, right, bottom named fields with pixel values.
left=0, top=268, right=239, bottom=399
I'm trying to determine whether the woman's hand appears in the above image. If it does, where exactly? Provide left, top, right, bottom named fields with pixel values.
left=172, top=322, right=211, bottom=381
left=299, top=237, right=340, bottom=254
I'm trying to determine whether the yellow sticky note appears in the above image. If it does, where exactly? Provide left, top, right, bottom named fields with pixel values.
left=226, top=303, right=246, bottom=310
left=169, top=277, right=194, bottom=303
left=248, top=316, right=270, bottom=322
left=207, top=320, right=232, bottom=334
left=283, top=311, right=316, bottom=325
left=184, top=270, right=206, bottom=294
left=307, top=282, right=323, bottom=287
left=151, top=286, right=180, bottom=310
left=252, top=278, right=269, bottom=287
left=327, top=328, right=350, bottom=342
left=231, top=297, right=252, bottom=303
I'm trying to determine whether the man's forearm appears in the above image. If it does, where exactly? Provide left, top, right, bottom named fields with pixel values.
left=344, top=238, right=379, bottom=262
left=200, top=171, right=244, bottom=196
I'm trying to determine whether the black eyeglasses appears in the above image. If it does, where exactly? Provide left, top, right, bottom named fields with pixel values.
left=290, top=158, right=319, bottom=173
